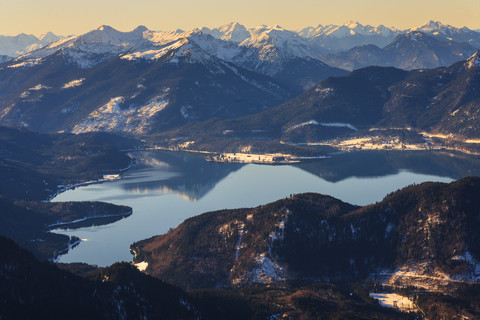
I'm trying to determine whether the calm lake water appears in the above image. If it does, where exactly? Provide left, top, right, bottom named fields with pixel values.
left=52, top=150, right=480, bottom=266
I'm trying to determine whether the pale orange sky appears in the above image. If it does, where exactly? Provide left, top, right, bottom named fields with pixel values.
left=0, top=0, right=479, bottom=36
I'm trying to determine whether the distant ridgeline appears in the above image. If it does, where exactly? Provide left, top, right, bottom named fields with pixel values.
left=0, top=21, right=479, bottom=155
left=155, top=49, right=480, bottom=157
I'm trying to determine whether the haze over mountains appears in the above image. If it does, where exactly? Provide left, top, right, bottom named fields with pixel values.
left=0, top=20, right=479, bottom=143
left=0, top=32, right=63, bottom=58
left=320, top=31, right=478, bottom=71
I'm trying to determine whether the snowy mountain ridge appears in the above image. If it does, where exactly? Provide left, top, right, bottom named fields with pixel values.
left=200, top=22, right=250, bottom=43
left=299, top=20, right=400, bottom=39
left=0, top=32, right=64, bottom=57
left=7, top=20, right=480, bottom=67
left=411, top=20, right=480, bottom=47
left=13, top=25, right=336, bottom=82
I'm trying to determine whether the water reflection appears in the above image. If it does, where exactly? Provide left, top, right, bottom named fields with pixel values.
left=122, top=151, right=244, bottom=201
left=51, top=150, right=480, bottom=266
left=295, top=150, right=480, bottom=182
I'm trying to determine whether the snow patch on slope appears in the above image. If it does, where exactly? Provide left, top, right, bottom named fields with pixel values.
left=28, top=84, right=50, bottom=91
left=320, top=122, right=358, bottom=130
left=286, top=120, right=357, bottom=132
left=377, top=253, right=480, bottom=291
left=251, top=209, right=290, bottom=284
left=72, top=93, right=168, bottom=134
left=62, top=78, right=85, bottom=89
left=7, top=58, right=42, bottom=68
left=314, top=87, right=335, bottom=97
left=121, top=38, right=188, bottom=61
left=134, top=261, right=148, bottom=272
left=252, top=253, right=285, bottom=283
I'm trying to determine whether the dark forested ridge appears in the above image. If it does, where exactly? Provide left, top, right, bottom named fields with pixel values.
left=133, top=177, right=480, bottom=292
left=0, top=235, right=198, bottom=320
left=0, top=233, right=423, bottom=320
left=0, top=126, right=138, bottom=261
left=0, top=126, right=136, bottom=200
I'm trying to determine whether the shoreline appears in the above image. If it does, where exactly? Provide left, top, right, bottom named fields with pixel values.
left=47, top=210, right=133, bottom=229
left=46, top=159, right=133, bottom=202
left=150, top=146, right=329, bottom=164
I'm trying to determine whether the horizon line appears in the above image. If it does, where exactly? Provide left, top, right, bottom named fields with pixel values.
left=3, top=20, right=480, bottom=38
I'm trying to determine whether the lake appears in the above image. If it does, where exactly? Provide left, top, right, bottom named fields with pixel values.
left=52, top=150, right=480, bottom=266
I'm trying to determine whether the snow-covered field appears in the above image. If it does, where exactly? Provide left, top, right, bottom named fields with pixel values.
left=369, top=293, right=417, bottom=312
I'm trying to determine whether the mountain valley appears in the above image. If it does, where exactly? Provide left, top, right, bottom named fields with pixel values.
left=1, top=19, right=480, bottom=319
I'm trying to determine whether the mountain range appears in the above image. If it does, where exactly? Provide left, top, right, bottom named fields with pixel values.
left=0, top=24, right=345, bottom=135
left=203, top=20, right=480, bottom=52
left=2, top=20, right=479, bottom=59
left=1, top=21, right=479, bottom=140
left=0, top=32, right=63, bottom=58
left=320, top=30, right=478, bottom=71
left=155, top=49, right=480, bottom=155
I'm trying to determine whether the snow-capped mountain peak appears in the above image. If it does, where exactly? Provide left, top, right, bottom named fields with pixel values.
left=410, top=20, right=468, bottom=37
left=408, top=21, right=480, bottom=48
left=0, top=32, right=63, bottom=57
left=17, top=25, right=193, bottom=68
left=201, top=22, right=250, bottom=43
left=217, top=22, right=245, bottom=33
left=38, top=32, right=59, bottom=42
left=414, top=20, right=446, bottom=32
left=343, top=20, right=361, bottom=29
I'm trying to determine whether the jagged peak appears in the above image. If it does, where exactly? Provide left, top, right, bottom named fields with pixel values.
left=342, top=20, right=362, bottom=28
left=424, top=20, right=446, bottom=28
left=207, top=22, right=249, bottom=42
left=219, top=22, right=246, bottom=30
left=38, top=31, right=56, bottom=40
left=412, top=20, right=452, bottom=32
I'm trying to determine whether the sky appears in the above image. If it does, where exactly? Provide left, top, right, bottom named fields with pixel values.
left=0, top=0, right=479, bottom=36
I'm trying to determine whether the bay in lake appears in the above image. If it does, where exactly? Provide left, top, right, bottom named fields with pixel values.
left=52, top=150, right=480, bottom=266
